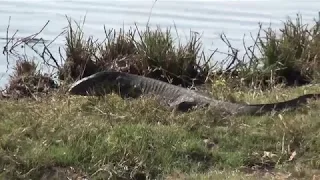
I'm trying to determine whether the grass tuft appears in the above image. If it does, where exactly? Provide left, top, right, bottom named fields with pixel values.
left=59, top=17, right=212, bottom=88
left=223, top=14, right=320, bottom=89
left=1, top=59, right=57, bottom=99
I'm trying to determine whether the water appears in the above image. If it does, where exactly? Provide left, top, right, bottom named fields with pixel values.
left=0, top=0, right=319, bottom=87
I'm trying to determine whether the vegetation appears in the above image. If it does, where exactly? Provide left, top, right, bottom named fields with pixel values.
left=1, top=13, right=320, bottom=179
left=58, top=16, right=211, bottom=87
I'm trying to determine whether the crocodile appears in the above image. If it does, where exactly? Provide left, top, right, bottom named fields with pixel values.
left=67, top=70, right=320, bottom=116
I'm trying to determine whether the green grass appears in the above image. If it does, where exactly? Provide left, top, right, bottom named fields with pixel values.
left=1, top=84, right=320, bottom=179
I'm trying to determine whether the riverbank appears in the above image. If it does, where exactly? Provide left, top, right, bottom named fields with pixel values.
left=1, top=14, right=320, bottom=179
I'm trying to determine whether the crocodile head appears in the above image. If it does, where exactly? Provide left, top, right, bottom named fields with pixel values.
left=67, top=71, right=126, bottom=96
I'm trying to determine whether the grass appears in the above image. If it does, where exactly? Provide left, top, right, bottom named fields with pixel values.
left=217, top=14, right=320, bottom=89
left=1, top=84, right=320, bottom=179
left=1, top=13, right=320, bottom=179
left=59, top=16, right=212, bottom=87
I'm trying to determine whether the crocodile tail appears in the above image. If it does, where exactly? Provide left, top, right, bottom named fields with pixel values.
left=236, top=94, right=320, bottom=115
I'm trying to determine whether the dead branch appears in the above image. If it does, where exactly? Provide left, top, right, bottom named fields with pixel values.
left=219, top=33, right=240, bottom=71
left=2, top=18, right=64, bottom=75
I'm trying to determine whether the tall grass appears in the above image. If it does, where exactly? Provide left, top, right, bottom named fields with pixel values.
left=223, top=14, right=320, bottom=89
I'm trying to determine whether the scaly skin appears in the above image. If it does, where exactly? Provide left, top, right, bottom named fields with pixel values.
left=67, top=71, right=320, bottom=116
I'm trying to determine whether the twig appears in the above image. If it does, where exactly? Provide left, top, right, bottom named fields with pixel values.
left=220, top=33, right=240, bottom=71
left=24, top=43, right=57, bottom=70
left=46, top=29, right=66, bottom=47
left=5, top=16, right=11, bottom=72
left=58, top=46, right=66, bottom=66
left=3, top=16, right=19, bottom=73
left=247, top=30, right=262, bottom=68
left=146, top=0, right=158, bottom=26
left=3, top=19, right=53, bottom=76
left=12, top=20, right=50, bottom=51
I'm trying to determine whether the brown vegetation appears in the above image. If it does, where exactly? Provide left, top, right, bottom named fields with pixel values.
left=1, top=59, right=57, bottom=99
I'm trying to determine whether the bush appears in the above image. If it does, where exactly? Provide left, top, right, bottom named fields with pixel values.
left=220, top=14, right=320, bottom=88
left=59, top=17, right=213, bottom=88
left=1, top=59, right=58, bottom=99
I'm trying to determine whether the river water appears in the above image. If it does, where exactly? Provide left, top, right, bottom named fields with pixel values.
left=0, top=0, right=319, bottom=87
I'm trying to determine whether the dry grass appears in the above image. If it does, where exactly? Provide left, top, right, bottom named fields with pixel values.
left=1, top=59, right=58, bottom=99
left=1, top=83, right=320, bottom=179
